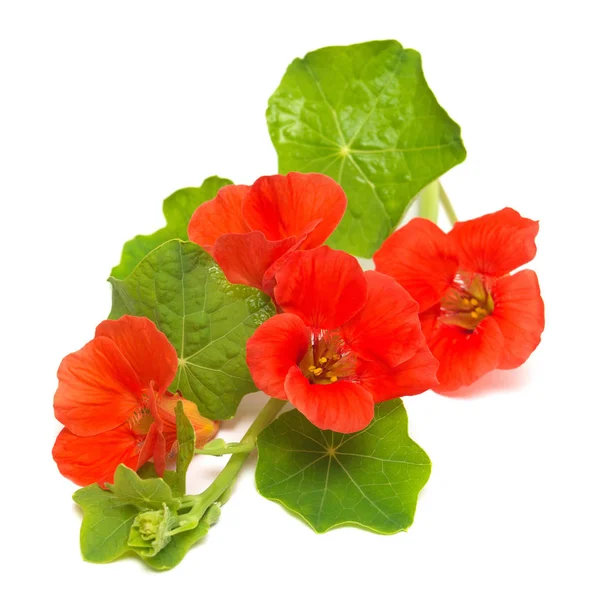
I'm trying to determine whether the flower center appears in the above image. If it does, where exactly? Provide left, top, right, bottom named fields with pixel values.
left=440, top=272, right=494, bottom=331
left=129, top=406, right=153, bottom=435
left=299, top=331, right=356, bottom=385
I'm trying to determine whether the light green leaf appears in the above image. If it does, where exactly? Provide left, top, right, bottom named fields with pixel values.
left=267, top=40, right=466, bottom=257
left=107, top=465, right=180, bottom=510
left=109, top=240, right=275, bottom=420
left=73, top=484, right=139, bottom=563
left=137, top=463, right=180, bottom=493
left=111, top=176, right=232, bottom=279
left=174, top=401, right=195, bottom=496
left=255, top=399, right=431, bottom=534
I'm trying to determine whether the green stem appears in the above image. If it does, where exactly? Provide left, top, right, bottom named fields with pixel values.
left=170, top=398, right=286, bottom=533
left=438, top=182, right=458, bottom=225
left=419, top=180, right=439, bottom=223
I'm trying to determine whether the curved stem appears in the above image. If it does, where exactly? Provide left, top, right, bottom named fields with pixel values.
left=439, top=182, right=458, bottom=225
left=419, top=180, right=439, bottom=223
left=170, top=398, right=286, bottom=533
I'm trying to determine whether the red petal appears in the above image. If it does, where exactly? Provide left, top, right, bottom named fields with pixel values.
left=448, top=208, right=539, bottom=277
left=96, top=316, right=178, bottom=396
left=429, top=318, right=504, bottom=392
left=284, top=366, right=374, bottom=433
left=54, top=336, right=142, bottom=436
left=242, top=173, right=347, bottom=249
left=158, top=394, right=219, bottom=453
left=246, top=313, right=310, bottom=399
left=212, top=231, right=297, bottom=291
left=356, top=341, right=439, bottom=401
left=187, top=184, right=251, bottom=252
left=490, top=270, right=545, bottom=369
left=135, top=421, right=167, bottom=476
left=52, top=425, right=140, bottom=487
left=274, top=246, right=367, bottom=330
left=419, top=304, right=441, bottom=342
left=340, top=271, right=422, bottom=367
left=374, top=218, right=458, bottom=312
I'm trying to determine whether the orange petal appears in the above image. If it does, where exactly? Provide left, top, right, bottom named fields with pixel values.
left=374, top=218, right=458, bottom=312
left=274, top=246, right=367, bottom=330
left=52, top=424, right=141, bottom=487
left=54, top=336, right=142, bottom=436
left=212, top=230, right=298, bottom=291
left=448, top=208, right=539, bottom=277
left=284, top=366, right=374, bottom=434
left=356, top=340, right=439, bottom=401
left=246, top=313, right=310, bottom=399
left=95, top=315, right=178, bottom=395
left=242, top=173, right=347, bottom=249
left=429, top=318, right=504, bottom=393
left=341, top=271, right=422, bottom=367
left=490, top=270, right=545, bottom=370
left=158, top=394, right=219, bottom=453
left=187, top=184, right=251, bottom=252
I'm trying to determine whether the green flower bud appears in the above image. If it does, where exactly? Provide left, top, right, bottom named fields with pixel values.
left=128, top=503, right=178, bottom=557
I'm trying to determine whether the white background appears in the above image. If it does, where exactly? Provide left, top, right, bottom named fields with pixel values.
left=1, top=1, right=599, bottom=598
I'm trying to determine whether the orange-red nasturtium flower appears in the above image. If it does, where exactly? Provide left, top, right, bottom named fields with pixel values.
left=246, top=246, right=439, bottom=433
left=52, top=316, right=218, bottom=487
left=374, top=208, right=545, bottom=393
left=187, top=172, right=347, bottom=295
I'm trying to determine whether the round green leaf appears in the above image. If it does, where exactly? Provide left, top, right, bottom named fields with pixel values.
left=109, top=240, right=275, bottom=420
left=267, top=40, right=466, bottom=257
left=256, top=400, right=431, bottom=533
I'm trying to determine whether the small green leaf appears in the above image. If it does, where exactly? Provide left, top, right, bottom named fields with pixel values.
left=174, top=401, right=195, bottom=496
left=137, top=463, right=179, bottom=493
left=109, top=240, right=275, bottom=420
left=73, top=484, right=139, bottom=563
left=267, top=40, right=466, bottom=257
left=107, top=465, right=180, bottom=510
left=111, top=176, right=232, bottom=279
left=256, top=399, right=431, bottom=534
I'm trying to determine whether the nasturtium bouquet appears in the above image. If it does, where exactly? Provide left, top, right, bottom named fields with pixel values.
left=52, top=40, right=544, bottom=570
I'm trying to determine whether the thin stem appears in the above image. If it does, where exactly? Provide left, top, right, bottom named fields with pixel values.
left=170, top=398, right=286, bottom=533
left=419, top=180, right=439, bottom=223
left=438, top=182, right=458, bottom=225
left=194, top=441, right=256, bottom=456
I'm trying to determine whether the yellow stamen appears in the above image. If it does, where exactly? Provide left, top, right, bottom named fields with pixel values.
left=318, top=357, right=328, bottom=365
left=308, top=365, right=317, bottom=372
left=462, top=298, right=470, bottom=306
left=332, top=353, right=341, bottom=360
left=313, top=367, right=323, bottom=376
left=470, top=298, right=479, bottom=306
left=470, top=311, right=478, bottom=319
left=329, top=376, right=338, bottom=382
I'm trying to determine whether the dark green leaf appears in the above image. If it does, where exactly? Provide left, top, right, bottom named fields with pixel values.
left=267, top=40, right=466, bottom=257
left=107, top=465, right=180, bottom=510
left=111, top=176, right=232, bottom=279
left=256, top=399, right=431, bottom=533
left=174, top=400, right=195, bottom=496
left=109, top=240, right=275, bottom=420
left=73, top=484, right=139, bottom=563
